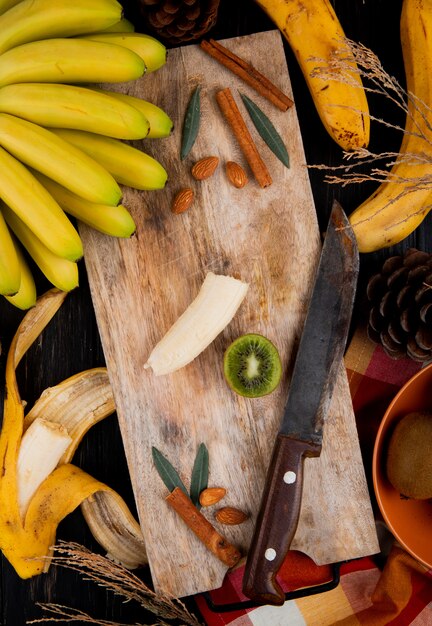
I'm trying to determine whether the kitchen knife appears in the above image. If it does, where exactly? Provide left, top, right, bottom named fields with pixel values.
left=242, top=200, right=359, bottom=606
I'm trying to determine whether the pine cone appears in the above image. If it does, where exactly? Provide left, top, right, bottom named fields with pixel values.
left=366, top=248, right=432, bottom=362
left=137, top=0, right=220, bottom=45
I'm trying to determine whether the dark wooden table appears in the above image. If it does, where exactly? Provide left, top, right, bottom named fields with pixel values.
left=1, top=0, right=430, bottom=624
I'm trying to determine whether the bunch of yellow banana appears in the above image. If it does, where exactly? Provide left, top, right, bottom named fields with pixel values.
left=0, top=289, right=147, bottom=578
left=253, top=0, right=370, bottom=151
left=349, top=0, right=432, bottom=252
left=0, top=0, right=173, bottom=309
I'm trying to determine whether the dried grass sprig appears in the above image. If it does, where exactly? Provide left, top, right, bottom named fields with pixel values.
left=28, top=604, right=141, bottom=625
left=308, top=38, right=432, bottom=197
left=27, top=541, right=202, bottom=626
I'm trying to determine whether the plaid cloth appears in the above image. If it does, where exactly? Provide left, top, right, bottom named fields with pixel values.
left=194, top=324, right=432, bottom=625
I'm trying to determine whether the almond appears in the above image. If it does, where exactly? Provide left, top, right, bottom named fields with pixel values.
left=215, top=506, right=249, bottom=525
left=191, top=156, right=219, bottom=180
left=199, top=487, right=226, bottom=507
left=171, top=188, right=194, bottom=214
left=226, top=161, right=248, bottom=189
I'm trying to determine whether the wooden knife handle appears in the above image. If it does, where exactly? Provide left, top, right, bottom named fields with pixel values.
left=242, top=434, right=321, bottom=605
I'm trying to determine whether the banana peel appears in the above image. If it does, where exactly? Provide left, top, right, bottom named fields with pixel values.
left=0, top=288, right=147, bottom=578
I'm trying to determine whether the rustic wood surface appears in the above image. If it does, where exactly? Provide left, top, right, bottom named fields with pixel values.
left=2, top=0, right=431, bottom=623
left=80, top=30, right=378, bottom=598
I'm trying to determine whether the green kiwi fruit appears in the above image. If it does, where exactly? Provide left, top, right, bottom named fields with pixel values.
left=223, top=333, right=282, bottom=398
left=386, top=411, right=432, bottom=499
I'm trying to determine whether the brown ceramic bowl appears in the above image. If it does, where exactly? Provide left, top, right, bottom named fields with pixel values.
left=373, top=362, right=432, bottom=569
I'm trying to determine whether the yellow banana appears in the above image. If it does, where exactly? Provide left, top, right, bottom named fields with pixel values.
left=0, top=0, right=123, bottom=54
left=0, top=207, right=20, bottom=295
left=52, top=128, right=168, bottom=190
left=0, top=0, right=20, bottom=14
left=2, top=203, right=79, bottom=292
left=0, top=147, right=83, bottom=261
left=78, top=32, right=167, bottom=72
left=4, top=244, right=37, bottom=311
left=100, top=17, right=135, bottom=33
left=0, top=83, right=150, bottom=139
left=349, top=0, right=432, bottom=251
left=32, top=171, right=136, bottom=238
left=0, top=38, right=145, bottom=87
left=96, top=88, right=173, bottom=138
left=0, top=114, right=122, bottom=206
left=254, top=0, right=369, bottom=150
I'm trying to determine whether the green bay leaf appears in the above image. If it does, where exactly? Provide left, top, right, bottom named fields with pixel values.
left=240, top=92, right=290, bottom=168
left=180, top=85, right=201, bottom=161
left=152, top=446, right=188, bottom=496
left=189, top=443, right=209, bottom=510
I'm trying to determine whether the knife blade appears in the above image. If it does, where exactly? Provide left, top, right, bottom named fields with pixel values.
left=242, top=200, right=359, bottom=606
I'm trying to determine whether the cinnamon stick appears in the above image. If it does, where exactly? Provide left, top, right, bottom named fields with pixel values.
left=166, top=487, right=241, bottom=568
left=216, top=87, right=272, bottom=188
left=201, top=39, right=293, bottom=112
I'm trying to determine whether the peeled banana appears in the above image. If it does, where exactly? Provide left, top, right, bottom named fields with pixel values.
left=145, top=273, right=249, bottom=376
left=23, top=367, right=147, bottom=569
left=79, top=32, right=167, bottom=72
left=95, top=89, right=173, bottom=138
left=0, top=290, right=147, bottom=578
left=32, top=171, right=136, bottom=239
left=349, top=0, right=432, bottom=251
left=254, top=0, right=369, bottom=151
left=52, top=128, right=168, bottom=190
left=4, top=244, right=37, bottom=311
left=0, top=38, right=146, bottom=87
left=0, top=0, right=123, bottom=54
left=0, top=147, right=83, bottom=261
left=2, top=203, right=79, bottom=293
left=0, top=207, right=20, bottom=295
left=0, top=83, right=150, bottom=139
left=0, top=114, right=122, bottom=206
left=17, top=418, right=72, bottom=520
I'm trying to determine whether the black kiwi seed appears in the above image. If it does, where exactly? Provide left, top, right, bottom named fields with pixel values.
left=223, top=333, right=282, bottom=398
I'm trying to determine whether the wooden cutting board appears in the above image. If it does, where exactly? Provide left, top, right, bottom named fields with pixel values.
left=80, top=30, right=379, bottom=598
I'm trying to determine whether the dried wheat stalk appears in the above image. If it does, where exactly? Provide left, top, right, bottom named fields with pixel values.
left=309, top=38, right=432, bottom=201
left=27, top=542, right=202, bottom=626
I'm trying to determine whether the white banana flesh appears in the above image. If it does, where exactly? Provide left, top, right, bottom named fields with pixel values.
left=145, top=272, right=249, bottom=376
left=16, top=417, right=72, bottom=520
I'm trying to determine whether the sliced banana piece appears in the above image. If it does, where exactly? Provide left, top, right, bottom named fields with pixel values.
left=145, top=272, right=249, bottom=375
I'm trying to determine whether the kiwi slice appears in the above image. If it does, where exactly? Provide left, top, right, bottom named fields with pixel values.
left=223, top=333, right=282, bottom=398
